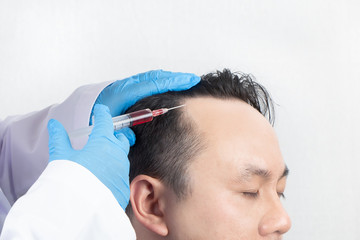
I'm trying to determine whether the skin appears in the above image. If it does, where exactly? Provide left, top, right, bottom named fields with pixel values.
left=130, top=97, right=291, bottom=240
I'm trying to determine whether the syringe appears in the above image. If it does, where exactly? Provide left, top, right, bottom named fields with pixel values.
left=69, top=104, right=185, bottom=139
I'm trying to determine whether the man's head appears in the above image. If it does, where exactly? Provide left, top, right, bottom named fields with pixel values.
left=126, top=69, right=291, bottom=239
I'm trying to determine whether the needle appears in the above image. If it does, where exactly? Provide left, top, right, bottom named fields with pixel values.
left=167, top=104, right=186, bottom=111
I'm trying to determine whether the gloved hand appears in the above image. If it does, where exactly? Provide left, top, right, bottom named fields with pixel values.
left=92, top=70, right=200, bottom=119
left=47, top=104, right=135, bottom=210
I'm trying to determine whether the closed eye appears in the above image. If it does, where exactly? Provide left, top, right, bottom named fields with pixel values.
left=243, top=192, right=285, bottom=199
left=243, top=192, right=259, bottom=199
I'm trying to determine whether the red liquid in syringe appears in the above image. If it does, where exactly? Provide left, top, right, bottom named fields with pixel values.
left=127, top=106, right=183, bottom=127
left=128, top=108, right=168, bottom=126
left=128, top=109, right=154, bottom=126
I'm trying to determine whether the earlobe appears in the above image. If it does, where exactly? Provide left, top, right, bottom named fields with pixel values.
left=130, top=175, right=169, bottom=236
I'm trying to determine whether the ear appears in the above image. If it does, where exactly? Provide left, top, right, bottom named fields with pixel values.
left=129, top=175, right=169, bottom=236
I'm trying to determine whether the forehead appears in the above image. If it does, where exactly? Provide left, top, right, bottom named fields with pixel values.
left=182, top=97, right=284, bottom=177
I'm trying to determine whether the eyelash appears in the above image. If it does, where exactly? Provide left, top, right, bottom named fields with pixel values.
left=278, top=192, right=286, bottom=199
left=242, top=192, right=286, bottom=199
left=243, top=192, right=259, bottom=199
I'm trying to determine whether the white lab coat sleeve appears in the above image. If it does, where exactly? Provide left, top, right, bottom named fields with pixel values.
left=0, top=80, right=113, bottom=208
left=0, top=160, right=136, bottom=240
left=0, top=191, right=10, bottom=234
left=0, top=80, right=116, bottom=233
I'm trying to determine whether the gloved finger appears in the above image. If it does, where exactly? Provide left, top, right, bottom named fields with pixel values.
left=110, top=70, right=200, bottom=116
left=47, top=119, right=73, bottom=161
left=114, top=127, right=136, bottom=146
left=135, top=69, right=200, bottom=93
left=114, top=132, right=131, bottom=155
left=89, top=104, right=114, bottom=138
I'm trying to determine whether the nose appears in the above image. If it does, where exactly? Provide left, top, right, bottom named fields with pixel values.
left=258, top=198, right=292, bottom=236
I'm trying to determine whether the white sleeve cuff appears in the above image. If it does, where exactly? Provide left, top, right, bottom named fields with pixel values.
left=1, top=160, right=136, bottom=240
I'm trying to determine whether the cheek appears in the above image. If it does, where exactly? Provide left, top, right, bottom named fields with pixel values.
left=168, top=188, right=261, bottom=239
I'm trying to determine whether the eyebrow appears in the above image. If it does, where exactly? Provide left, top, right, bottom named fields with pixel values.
left=240, top=164, right=289, bottom=182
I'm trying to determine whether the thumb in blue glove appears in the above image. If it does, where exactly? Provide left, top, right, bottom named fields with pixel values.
left=48, top=104, right=135, bottom=210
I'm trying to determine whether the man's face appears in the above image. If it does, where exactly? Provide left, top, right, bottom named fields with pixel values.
left=162, top=97, right=291, bottom=239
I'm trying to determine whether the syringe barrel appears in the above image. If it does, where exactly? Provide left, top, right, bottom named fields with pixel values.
left=69, top=108, right=154, bottom=139
left=68, top=125, right=94, bottom=139
left=115, top=108, right=153, bottom=129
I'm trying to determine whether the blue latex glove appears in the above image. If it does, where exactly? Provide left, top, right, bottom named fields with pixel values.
left=93, top=70, right=200, bottom=119
left=47, top=104, right=135, bottom=210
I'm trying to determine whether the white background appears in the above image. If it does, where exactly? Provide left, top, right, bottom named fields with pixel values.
left=1, top=0, right=359, bottom=239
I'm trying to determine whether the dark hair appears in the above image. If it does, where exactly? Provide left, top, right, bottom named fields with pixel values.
left=125, top=69, right=274, bottom=213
